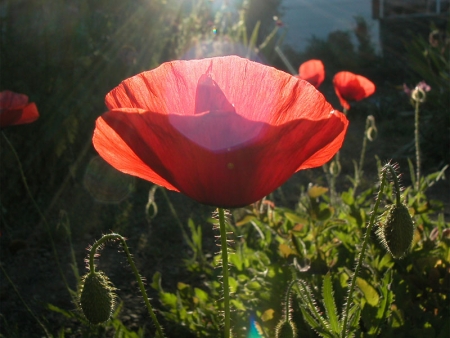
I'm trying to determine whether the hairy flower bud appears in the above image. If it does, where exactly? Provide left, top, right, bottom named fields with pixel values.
left=79, top=271, right=116, bottom=324
left=377, top=204, right=414, bottom=259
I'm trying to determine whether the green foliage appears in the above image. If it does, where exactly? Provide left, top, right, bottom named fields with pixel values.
left=404, top=22, right=450, bottom=167
left=149, top=162, right=448, bottom=337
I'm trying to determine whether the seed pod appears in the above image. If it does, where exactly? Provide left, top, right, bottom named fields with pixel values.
left=275, top=320, right=297, bottom=338
left=79, top=271, right=116, bottom=324
left=377, top=203, right=414, bottom=259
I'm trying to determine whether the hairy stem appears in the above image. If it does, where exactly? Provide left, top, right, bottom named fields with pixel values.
left=88, top=233, right=165, bottom=337
left=341, top=165, right=391, bottom=337
left=358, top=116, right=371, bottom=176
left=414, top=100, right=421, bottom=190
left=218, top=208, right=231, bottom=338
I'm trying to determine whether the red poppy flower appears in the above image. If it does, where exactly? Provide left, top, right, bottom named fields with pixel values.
left=297, top=59, right=325, bottom=89
left=0, top=90, right=39, bottom=128
left=332, top=71, right=375, bottom=110
left=93, top=56, right=348, bottom=208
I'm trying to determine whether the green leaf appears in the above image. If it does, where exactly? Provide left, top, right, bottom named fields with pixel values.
left=247, top=20, right=261, bottom=57
left=151, top=271, right=162, bottom=291
left=284, top=212, right=308, bottom=225
left=408, top=158, right=416, bottom=190
left=46, top=303, right=76, bottom=319
left=160, top=292, right=177, bottom=308
left=341, top=191, right=355, bottom=206
left=228, top=276, right=238, bottom=293
left=322, top=274, right=340, bottom=334
left=308, top=185, right=329, bottom=198
left=295, top=281, right=333, bottom=336
left=247, top=280, right=262, bottom=291
left=356, top=277, right=379, bottom=307
left=230, top=299, right=246, bottom=311
left=374, top=270, right=394, bottom=332
left=346, top=304, right=362, bottom=337
left=235, top=214, right=256, bottom=226
left=194, top=288, right=209, bottom=303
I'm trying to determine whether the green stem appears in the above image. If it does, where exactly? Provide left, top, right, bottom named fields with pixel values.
left=341, top=165, right=390, bottom=337
left=358, top=116, right=371, bottom=177
left=1, top=265, right=51, bottom=338
left=218, top=208, right=231, bottom=338
left=88, top=234, right=165, bottom=337
left=1, top=132, right=72, bottom=294
left=160, top=188, right=194, bottom=248
left=414, top=100, right=421, bottom=190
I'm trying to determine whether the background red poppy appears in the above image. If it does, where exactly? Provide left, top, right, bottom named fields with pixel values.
left=297, top=59, right=325, bottom=89
left=93, top=56, right=348, bottom=208
left=333, top=71, right=375, bottom=110
left=0, top=90, right=39, bottom=128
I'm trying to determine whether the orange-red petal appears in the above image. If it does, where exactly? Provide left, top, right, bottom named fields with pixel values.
left=298, top=59, right=325, bottom=89
left=332, top=71, right=375, bottom=110
left=93, top=56, right=349, bottom=207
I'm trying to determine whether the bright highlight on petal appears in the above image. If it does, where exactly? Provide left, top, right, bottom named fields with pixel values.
left=0, top=90, right=39, bottom=128
left=297, top=59, right=325, bottom=89
left=333, top=71, right=376, bottom=110
left=93, top=56, right=349, bottom=208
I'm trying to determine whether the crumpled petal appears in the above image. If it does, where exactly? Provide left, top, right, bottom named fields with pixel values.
left=94, top=56, right=348, bottom=208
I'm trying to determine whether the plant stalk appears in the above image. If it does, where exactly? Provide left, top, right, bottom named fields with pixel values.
left=1, top=132, right=72, bottom=294
left=340, top=164, right=391, bottom=337
left=414, top=99, right=421, bottom=190
left=1, top=265, right=51, bottom=337
left=218, top=208, right=231, bottom=338
left=88, top=233, right=165, bottom=338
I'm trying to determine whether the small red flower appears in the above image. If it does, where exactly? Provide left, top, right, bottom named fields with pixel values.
left=93, top=56, right=348, bottom=208
left=333, top=71, right=375, bottom=110
left=297, top=59, right=325, bottom=89
left=0, top=91, right=39, bottom=128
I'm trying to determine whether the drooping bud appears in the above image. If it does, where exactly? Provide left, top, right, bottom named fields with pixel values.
left=376, top=203, right=414, bottom=259
left=329, top=158, right=341, bottom=177
left=79, top=271, right=116, bottom=324
left=366, top=115, right=377, bottom=141
left=275, top=320, right=297, bottom=338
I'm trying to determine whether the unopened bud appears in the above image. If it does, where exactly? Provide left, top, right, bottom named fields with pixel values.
left=411, top=87, right=427, bottom=103
left=376, top=204, right=414, bottom=259
left=79, top=271, right=116, bottom=324
left=329, top=159, right=341, bottom=177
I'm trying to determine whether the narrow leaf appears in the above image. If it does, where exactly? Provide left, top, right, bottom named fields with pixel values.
left=247, top=20, right=261, bottom=58
left=322, top=274, right=341, bottom=334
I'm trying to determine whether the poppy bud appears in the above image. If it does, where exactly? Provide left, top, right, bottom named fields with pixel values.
left=411, top=87, right=427, bottom=103
left=329, top=158, right=341, bottom=177
left=79, top=271, right=116, bottom=324
left=275, top=320, right=297, bottom=338
left=376, top=204, right=414, bottom=259
left=366, top=126, right=377, bottom=141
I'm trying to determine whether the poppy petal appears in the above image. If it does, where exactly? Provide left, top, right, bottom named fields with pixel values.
left=94, top=56, right=349, bottom=207
left=93, top=108, right=179, bottom=192
left=333, top=71, right=375, bottom=110
left=0, top=91, right=39, bottom=128
left=298, top=59, right=325, bottom=88
left=93, top=109, right=347, bottom=208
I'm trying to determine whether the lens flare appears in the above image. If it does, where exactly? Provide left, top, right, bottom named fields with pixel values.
left=83, top=156, right=135, bottom=203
